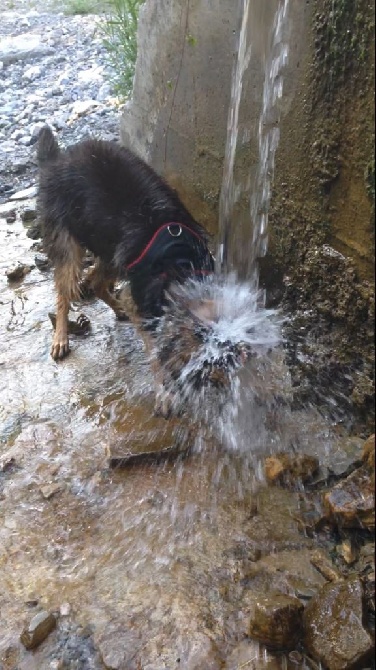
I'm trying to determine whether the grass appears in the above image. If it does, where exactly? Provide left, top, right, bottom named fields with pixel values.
left=99, top=0, right=144, bottom=99
left=63, top=0, right=108, bottom=14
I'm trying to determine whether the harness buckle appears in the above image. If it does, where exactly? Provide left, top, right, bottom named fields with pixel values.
left=167, top=224, right=182, bottom=237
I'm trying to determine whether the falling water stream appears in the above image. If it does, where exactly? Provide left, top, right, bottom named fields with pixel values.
left=0, top=1, right=354, bottom=668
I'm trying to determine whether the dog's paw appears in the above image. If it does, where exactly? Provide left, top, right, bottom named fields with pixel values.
left=75, top=313, right=91, bottom=335
left=79, top=279, right=95, bottom=300
left=51, top=336, right=70, bottom=361
left=115, top=309, right=129, bottom=321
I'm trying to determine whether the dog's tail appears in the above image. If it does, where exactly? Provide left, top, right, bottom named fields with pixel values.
left=37, top=126, right=60, bottom=166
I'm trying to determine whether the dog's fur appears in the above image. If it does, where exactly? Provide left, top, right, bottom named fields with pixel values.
left=37, top=127, right=217, bottom=409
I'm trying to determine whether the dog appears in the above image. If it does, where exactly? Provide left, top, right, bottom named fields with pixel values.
left=37, top=127, right=227, bottom=413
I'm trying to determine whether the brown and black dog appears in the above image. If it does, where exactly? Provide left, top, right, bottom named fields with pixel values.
left=37, top=127, right=221, bottom=410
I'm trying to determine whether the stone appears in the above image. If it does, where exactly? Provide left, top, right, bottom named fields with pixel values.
left=9, top=186, right=37, bottom=201
left=94, top=622, right=142, bottom=670
left=336, top=539, right=358, bottom=565
left=40, top=483, right=62, bottom=500
left=362, top=434, right=375, bottom=471
left=6, top=263, right=33, bottom=281
left=22, top=65, right=43, bottom=82
left=224, top=641, right=282, bottom=669
left=26, top=222, right=42, bottom=240
left=35, top=253, right=51, bottom=272
left=0, top=34, right=55, bottom=65
left=264, top=452, right=319, bottom=486
left=20, top=610, right=57, bottom=650
left=303, top=578, right=374, bottom=670
left=324, top=465, right=375, bottom=530
left=59, top=602, right=71, bottom=616
left=247, top=593, right=304, bottom=650
left=0, top=202, right=17, bottom=218
left=21, top=208, right=37, bottom=223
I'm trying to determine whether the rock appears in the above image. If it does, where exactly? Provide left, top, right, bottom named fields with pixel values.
left=6, top=212, right=17, bottom=223
left=0, top=34, right=55, bottom=65
left=34, top=253, right=51, bottom=272
left=22, top=65, right=43, bottom=82
left=26, top=222, right=42, bottom=239
left=303, top=577, right=374, bottom=670
left=362, top=434, right=375, bottom=471
left=94, top=622, right=142, bottom=670
left=336, top=539, right=358, bottom=565
left=310, top=550, right=342, bottom=582
left=59, top=602, right=71, bottom=617
left=224, top=641, right=284, bottom=669
left=180, top=633, right=222, bottom=669
left=6, top=263, right=33, bottom=281
left=264, top=452, right=319, bottom=487
left=40, top=483, right=62, bottom=499
left=21, top=208, right=37, bottom=223
left=324, top=465, right=375, bottom=530
left=0, top=202, right=17, bottom=218
left=20, top=610, right=57, bottom=650
left=247, top=593, right=304, bottom=650
left=9, top=186, right=37, bottom=201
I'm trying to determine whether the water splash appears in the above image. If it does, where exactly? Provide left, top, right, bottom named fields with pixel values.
left=155, top=275, right=283, bottom=427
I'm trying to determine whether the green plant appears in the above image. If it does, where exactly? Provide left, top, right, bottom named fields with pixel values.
left=99, top=0, right=144, bottom=99
left=64, top=0, right=104, bottom=15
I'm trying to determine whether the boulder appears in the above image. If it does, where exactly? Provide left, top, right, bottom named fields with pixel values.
left=303, top=577, right=374, bottom=670
left=248, top=593, right=304, bottom=650
left=324, top=465, right=375, bottom=530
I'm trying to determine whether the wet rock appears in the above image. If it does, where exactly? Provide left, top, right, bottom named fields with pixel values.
left=264, top=452, right=319, bottom=487
left=20, top=610, right=57, bottom=650
left=224, top=641, right=283, bottom=669
left=34, top=253, right=51, bottom=272
left=324, top=465, right=375, bottom=530
left=94, top=622, right=142, bottom=670
left=6, top=212, right=17, bottom=224
left=40, top=482, right=62, bottom=499
left=9, top=186, right=37, bottom=201
left=247, top=593, right=304, bottom=650
left=26, top=222, right=42, bottom=240
left=310, top=550, right=342, bottom=583
left=336, top=539, right=358, bottom=565
left=179, top=633, right=222, bottom=670
left=303, top=577, right=374, bottom=670
left=0, top=202, right=16, bottom=218
left=6, top=263, right=33, bottom=281
left=21, top=207, right=37, bottom=223
left=362, top=433, right=375, bottom=471
left=59, top=602, right=71, bottom=617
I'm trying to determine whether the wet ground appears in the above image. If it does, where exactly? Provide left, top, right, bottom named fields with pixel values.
left=1, top=197, right=374, bottom=669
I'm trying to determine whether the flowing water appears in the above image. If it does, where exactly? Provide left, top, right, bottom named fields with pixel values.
left=0, top=1, right=354, bottom=667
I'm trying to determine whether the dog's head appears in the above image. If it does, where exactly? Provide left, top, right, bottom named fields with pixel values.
left=128, top=222, right=215, bottom=320
left=156, top=281, right=252, bottom=396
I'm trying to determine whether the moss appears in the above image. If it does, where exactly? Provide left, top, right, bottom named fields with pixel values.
left=365, top=155, right=375, bottom=202
left=312, top=0, right=374, bottom=102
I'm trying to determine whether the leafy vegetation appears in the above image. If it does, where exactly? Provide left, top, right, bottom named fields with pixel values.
left=99, top=0, right=144, bottom=98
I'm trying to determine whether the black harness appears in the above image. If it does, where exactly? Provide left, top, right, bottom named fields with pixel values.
left=126, top=222, right=214, bottom=318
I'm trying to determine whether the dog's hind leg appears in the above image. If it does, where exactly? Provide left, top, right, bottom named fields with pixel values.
left=82, top=261, right=128, bottom=320
left=51, top=236, right=83, bottom=360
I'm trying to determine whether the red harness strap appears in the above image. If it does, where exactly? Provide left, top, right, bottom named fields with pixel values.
left=126, top=222, right=209, bottom=272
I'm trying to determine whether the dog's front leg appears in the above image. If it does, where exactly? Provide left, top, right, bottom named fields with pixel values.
left=51, top=290, right=70, bottom=360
